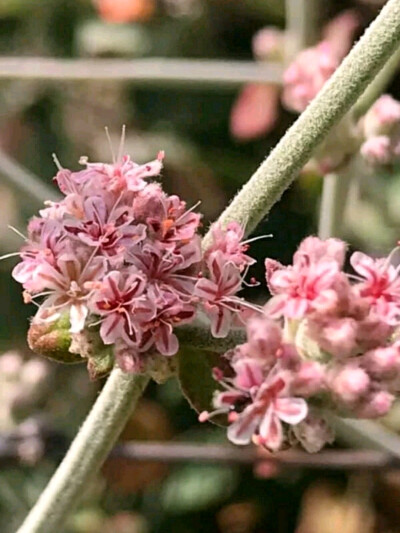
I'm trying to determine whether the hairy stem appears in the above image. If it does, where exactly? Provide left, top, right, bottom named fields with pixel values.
left=17, top=370, right=149, bottom=533
left=353, top=44, right=400, bottom=118
left=178, top=323, right=246, bottom=351
left=203, top=0, right=400, bottom=247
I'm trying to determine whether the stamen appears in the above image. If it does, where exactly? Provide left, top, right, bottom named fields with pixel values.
left=105, top=127, right=116, bottom=164
left=385, top=246, right=400, bottom=270
left=0, top=251, right=21, bottom=261
left=52, top=153, right=63, bottom=171
left=8, top=225, right=27, bottom=241
left=175, top=200, right=201, bottom=224
left=242, top=234, right=273, bottom=246
left=117, top=125, right=126, bottom=164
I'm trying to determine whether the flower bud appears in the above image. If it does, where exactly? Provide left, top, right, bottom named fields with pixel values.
left=330, top=365, right=370, bottom=404
left=27, top=314, right=82, bottom=364
left=362, top=95, right=400, bottom=138
left=252, top=28, right=284, bottom=62
left=355, top=390, right=394, bottom=419
left=293, top=361, right=325, bottom=396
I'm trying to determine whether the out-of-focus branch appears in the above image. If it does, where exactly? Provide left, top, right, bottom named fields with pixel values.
left=285, top=0, right=320, bottom=61
left=0, top=148, right=58, bottom=206
left=0, top=58, right=283, bottom=87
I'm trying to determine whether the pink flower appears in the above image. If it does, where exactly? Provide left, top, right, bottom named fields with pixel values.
left=140, top=291, right=195, bottom=355
left=351, top=251, right=400, bottom=325
left=139, top=193, right=201, bottom=246
left=75, top=151, right=164, bottom=194
left=89, top=269, right=152, bottom=346
left=307, top=316, right=359, bottom=358
left=293, top=236, right=346, bottom=268
left=204, top=222, right=256, bottom=271
left=65, top=196, right=146, bottom=260
left=252, top=27, right=284, bottom=61
left=228, top=372, right=308, bottom=451
left=360, top=136, right=392, bottom=166
left=363, top=344, right=400, bottom=378
left=354, top=390, right=394, bottom=419
left=229, top=83, right=280, bottom=141
left=266, top=259, right=342, bottom=319
left=241, top=316, right=283, bottom=361
left=194, top=251, right=244, bottom=337
left=362, top=95, right=400, bottom=138
left=33, top=252, right=106, bottom=333
left=282, top=41, right=340, bottom=113
left=292, top=361, right=326, bottom=396
left=12, top=220, right=66, bottom=293
left=329, top=364, right=370, bottom=405
left=128, top=240, right=201, bottom=299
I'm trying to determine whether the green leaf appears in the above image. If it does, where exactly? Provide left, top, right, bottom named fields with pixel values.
left=160, top=464, right=238, bottom=514
left=177, top=348, right=221, bottom=417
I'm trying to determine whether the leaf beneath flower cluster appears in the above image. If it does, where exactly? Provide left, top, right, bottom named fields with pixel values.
left=178, top=348, right=227, bottom=425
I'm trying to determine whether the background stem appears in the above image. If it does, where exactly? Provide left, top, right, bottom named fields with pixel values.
left=16, top=369, right=149, bottom=533
left=318, top=171, right=351, bottom=240
left=203, top=0, right=400, bottom=246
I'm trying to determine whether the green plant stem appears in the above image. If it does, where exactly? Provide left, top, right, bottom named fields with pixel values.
left=318, top=171, right=352, bottom=240
left=203, top=0, right=400, bottom=248
left=17, top=370, right=149, bottom=533
left=178, top=323, right=246, bottom=351
left=353, top=44, right=400, bottom=118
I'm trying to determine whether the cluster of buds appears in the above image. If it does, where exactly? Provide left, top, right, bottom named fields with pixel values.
left=201, top=237, right=400, bottom=453
left=9, top=140, right=255, bottom=376
left=359, top=95, right=400, bottom=168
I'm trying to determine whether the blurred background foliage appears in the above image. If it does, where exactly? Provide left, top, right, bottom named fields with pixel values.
left=0, top=0, right=400, bottom=532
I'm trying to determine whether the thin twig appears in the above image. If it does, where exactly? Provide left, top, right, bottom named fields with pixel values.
left=0, top=58, right=283, bottom=87
left=353, top=45, right=400, bottom=118
left=113, top=441, right=393, bottom=470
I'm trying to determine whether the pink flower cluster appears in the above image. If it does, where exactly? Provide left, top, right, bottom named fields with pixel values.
left=10, top=144, right=258, bottom=373
left=282, top=42, right=340, bottom=114
left=201, top=237, right=400, bottom=452
left=360, top=95, right=400, bottom=167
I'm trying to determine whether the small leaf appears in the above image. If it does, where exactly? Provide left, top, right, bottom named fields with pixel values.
left=160, top=464, right=238, bottom=514
left=178, top=348, right=226, bottom=424
left=87, top=348, right=114, bottom=381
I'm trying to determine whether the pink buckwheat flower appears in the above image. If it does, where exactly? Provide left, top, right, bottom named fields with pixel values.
left=362, top=95, right=400, bottom=138
left=204, top=222, right=256, bottom=271
left=265, top=255, right=343, bottom=320
left=8, top=136, right=206, bottom=376
left=89, top=269, right=152, bottom=346
left=77, top=151, right=164, bottom=193
left=201, top=358, right=307, bottom=452
left=282, top=41, right=340, bottom=113
left=329, top=364, right=370, bottom=406
left=195, top=251, right=253, bottom=337
left=33, top=252, right=106, bottom=333
left=350, top=251, right=400, bottom=325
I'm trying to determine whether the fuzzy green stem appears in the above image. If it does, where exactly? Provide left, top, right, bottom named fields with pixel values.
left=203, top=0, right=400, bottom=247
left=353, top=44, right=400, bottom=118
left=17, top=369, right=149, bottom=533
left=178, top=323, right=246, bottom=351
